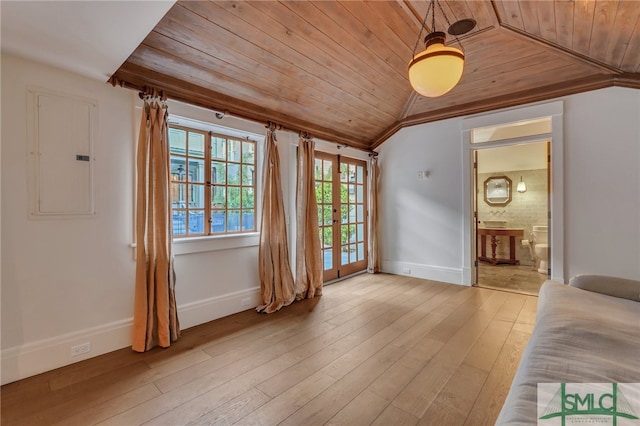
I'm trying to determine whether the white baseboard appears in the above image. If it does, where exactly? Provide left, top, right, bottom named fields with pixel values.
left=1, top=286, right=261, bottom=385
left=462, top=266, right=472, bottom=286
left=178, top=286, right=261, bottom=329
left=382, top=260, right=466, bottom=285
left=1, top=318, right=132, bottom=386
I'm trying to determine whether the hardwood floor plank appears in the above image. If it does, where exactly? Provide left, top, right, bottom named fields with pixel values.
left=427, top=290, right=497, bottom=343
left=0, top=374, right=51, bottom=407
left=254, top=279, right=449, bottom=399
left=1, top=274, right=538, bottom=426
left=371, top=404, right=419, bottom=426
left=325, top=389, right=388, bottom=426
left=463, top=329, right=533, bottom=425
left=515, top=295, right=538, bottom=323
left=96, top=328, right=343, bottom=426
left=193, top=312, right=301, bottom=355
left=391, top=290, right=509, bottom=418
left=255, top=304, right=409, bottom=398
left=46, top=349, right=142, bottom=392
left=50, top=384, right=162, bottom=426
left=320, top=321, right=415, bottom=379
left=139, top=353, right=297, bottom=426
left=185, top=388, right=271, bottom=426
left=154, top=317, right=335, bottom=393
left=419, top=364, right=488, bottom=425
left=1, top=361, right=153, bottom=426
left=137, top=296, right=405, bottom=424
left=279, top=344, right=407, bottom=426
left=418, top=400, right=469, bottom=426
left=390, top=354, right=459, bottom=420
left=367, top=336, right=444, bottom=403
left=319, top=295, right=446, bottom=380
left=493, top=292, right=528, bottom=322
left=462, top=318, right=513, bottom=373
left=390, top=312, right=448, bottom=351
left=233, top=372, right=336, bottom=426
left=142, top=386, right=269, bottom=426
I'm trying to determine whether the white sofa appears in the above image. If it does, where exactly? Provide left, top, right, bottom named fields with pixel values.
left=496, top=275, right=640, bottom=425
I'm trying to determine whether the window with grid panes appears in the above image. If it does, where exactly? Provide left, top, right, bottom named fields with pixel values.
left=169, top=125, right=256, bottom=237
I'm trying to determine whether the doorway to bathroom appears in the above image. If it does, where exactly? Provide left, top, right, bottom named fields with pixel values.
left=474, top=142, right=550, bottom=295
left=461, top=101, right=565, bottom=291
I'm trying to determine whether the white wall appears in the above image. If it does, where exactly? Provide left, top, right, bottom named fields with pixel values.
left=0, top=55, right=262, bottom=384
left=563, top=88, right=640, bottom=279
left=1, top=54, right=137, bottom=383
left=377, top=118, right=465, bottom=283
left=378, top=87, right=640, bottom=284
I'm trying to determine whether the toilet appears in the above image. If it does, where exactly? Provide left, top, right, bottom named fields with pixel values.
left=531, top=225, right=549, bottom=274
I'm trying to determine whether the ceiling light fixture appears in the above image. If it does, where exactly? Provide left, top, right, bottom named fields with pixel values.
left=408, top=0, right=474, bottom=98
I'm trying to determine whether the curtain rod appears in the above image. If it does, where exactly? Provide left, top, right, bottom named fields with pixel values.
left=108, top=76, right=373, bottom=154
left=135, top=85, right=167, bottom=101
left=266, top=121, right=314, bottom=142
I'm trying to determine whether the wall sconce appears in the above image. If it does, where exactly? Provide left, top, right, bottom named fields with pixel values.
left=517, top=176, right=527, bottom=193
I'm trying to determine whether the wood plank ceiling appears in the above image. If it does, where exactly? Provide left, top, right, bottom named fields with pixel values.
left=111, top=0, right=640, bottom=150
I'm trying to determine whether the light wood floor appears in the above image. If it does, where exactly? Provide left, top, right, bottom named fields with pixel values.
left=1, top=273, right=537, bottom=426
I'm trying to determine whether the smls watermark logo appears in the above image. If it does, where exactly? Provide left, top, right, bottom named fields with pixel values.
left=538, top=383, right=640, bottom=425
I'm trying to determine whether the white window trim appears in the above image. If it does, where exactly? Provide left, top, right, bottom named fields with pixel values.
left=131, top=110, right=264, bottom=257
left=167, top=116, right=264, bottom=247
left=172, top=232, right=259, bottom=255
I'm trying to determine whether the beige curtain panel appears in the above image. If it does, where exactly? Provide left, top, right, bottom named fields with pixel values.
left=295, top=134, right=323, bottom=299
left=132, top=94, right=180, bottom=352
left=368, top=155, right=381, bottom=273
left=257, top=125, right=296, bottom=313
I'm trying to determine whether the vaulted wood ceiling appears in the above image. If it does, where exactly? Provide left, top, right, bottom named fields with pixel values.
left=111, top=1, right=640, bottom=150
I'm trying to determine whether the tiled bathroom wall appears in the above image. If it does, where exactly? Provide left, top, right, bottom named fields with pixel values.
left=477, top=169, right=548, bottom=266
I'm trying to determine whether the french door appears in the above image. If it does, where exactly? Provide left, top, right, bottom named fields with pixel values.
left=314, top=152, right=368, bottom=282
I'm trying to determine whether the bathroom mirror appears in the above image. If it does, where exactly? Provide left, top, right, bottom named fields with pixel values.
left=484, top=175, right=512, bottom=206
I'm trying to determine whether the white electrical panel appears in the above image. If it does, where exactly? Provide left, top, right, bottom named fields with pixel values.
left=28, top=88, right=97, bottom=218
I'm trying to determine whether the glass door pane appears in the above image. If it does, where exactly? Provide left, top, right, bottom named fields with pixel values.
left=314, top=152, right=367, bottom=281
left=338, top=158, right=367, bottom=277
left=315, top=153, right=338, bottom=281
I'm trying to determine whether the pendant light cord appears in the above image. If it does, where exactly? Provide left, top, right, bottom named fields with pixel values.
left=411, top=0, right=466, bottom=55
left=431, top=0, right=436, bottom=33
left=411, top=0, right=433, bottom=58
left=436, top=0, right=464, bottom=49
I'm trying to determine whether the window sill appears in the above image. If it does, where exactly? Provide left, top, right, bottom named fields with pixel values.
left=173, top=233, right=259, bottom=256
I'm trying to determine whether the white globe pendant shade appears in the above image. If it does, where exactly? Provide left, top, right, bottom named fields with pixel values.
left=408, top=32, right=464, bottom=98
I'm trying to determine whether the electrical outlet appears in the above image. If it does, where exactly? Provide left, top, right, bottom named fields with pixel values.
left=402, top=268, right=411, bottom=274
left=71, top=342, right=91, bottom=357
left=241, top=297, right=252, bottom=308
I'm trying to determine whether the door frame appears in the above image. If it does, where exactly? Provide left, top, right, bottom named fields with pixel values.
left=314, top=151, right=368, bottom=282
left=461, top=101, right=565, bottom=285
left=287, top=140, right=371, bottom=285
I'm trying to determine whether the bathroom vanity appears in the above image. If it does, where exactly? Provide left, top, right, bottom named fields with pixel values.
left=478, top=227, right=524, bottom=265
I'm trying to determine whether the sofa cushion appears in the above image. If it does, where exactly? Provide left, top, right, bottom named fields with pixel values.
left=569, top=274, right=640, bottom=302
left=496, top=280, right=640, bottom=425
